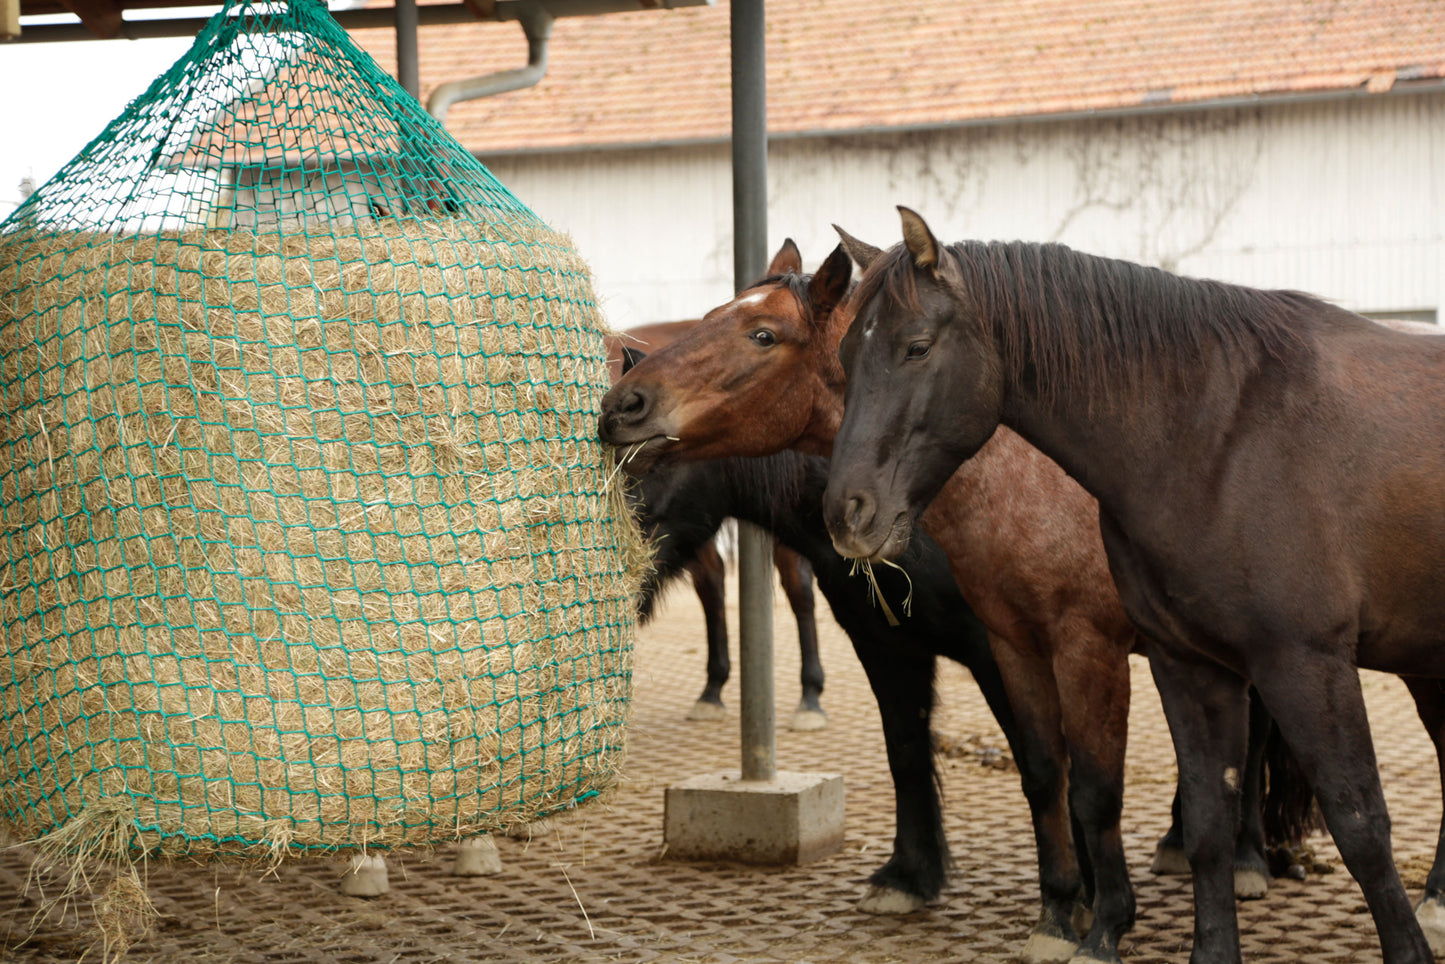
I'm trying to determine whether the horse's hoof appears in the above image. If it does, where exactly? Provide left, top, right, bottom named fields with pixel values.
left=1149, top=843, right=1190, bottom=876
left=857, top=885, right=926, bottom=914
left=338, top=854, right=389, bottom=897
left=791, top=708, right=828, bottom=731
left=1233, top=866, right=1268, bottom=900
left=1416, top=895, right=1445, bottom=956
left=451, top=835, right=503, bottom=876
left=686, top=699, right=726, bottom=722
left=1020, top=930, right=1079, bottom=964
left=1066, top=951, right=1121, bottom=964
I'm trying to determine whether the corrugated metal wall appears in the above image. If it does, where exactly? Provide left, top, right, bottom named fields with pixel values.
left=482, top=90, right=1444, bottom=330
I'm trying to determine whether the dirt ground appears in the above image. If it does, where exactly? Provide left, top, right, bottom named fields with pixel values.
left=1, top=571, right=1439, bottom=963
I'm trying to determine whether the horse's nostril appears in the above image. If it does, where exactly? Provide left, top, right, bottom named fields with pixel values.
left=617, top=388, right=650, bottom=420
left=845, top=492, right=876, bottom=532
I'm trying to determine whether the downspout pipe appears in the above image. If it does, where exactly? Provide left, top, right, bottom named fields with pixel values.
left=427, top=1, right=553, bottom=124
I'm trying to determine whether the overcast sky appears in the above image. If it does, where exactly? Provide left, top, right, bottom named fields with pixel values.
left=0, top=3, right=370, bottom=220
left=0, top=33, right=195, bottom=218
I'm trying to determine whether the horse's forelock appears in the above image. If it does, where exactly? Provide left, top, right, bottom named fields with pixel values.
left=854, top=244, right=925, bottom=321
left=748, top=271, right=816, bottom=326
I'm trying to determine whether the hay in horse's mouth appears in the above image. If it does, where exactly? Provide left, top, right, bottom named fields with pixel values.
left=848, top=557, right=914, bottom=627
left=608, top=435, right=677, bottom=478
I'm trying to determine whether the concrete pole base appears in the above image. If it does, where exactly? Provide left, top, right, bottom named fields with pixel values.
left=664, top=770, right=845, bottom=865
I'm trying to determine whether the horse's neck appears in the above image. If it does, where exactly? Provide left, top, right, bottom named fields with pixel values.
left=799, top=389, right=845, bottom=456
left=800, top=312, right=854, bottom=454
left=1000, top=375, right=1227, bottom=533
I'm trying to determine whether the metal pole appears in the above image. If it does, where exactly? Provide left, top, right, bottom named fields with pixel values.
left=730, top=0, right=775, bottom=784
left=395, top=0, right=420, bottom=99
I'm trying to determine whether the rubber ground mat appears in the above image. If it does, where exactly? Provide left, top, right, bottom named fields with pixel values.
left=1, top=570, right=1438, bottom=963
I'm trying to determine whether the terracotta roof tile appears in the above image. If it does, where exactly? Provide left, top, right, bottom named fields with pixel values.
left=343, top=0, right=1445, bottom=153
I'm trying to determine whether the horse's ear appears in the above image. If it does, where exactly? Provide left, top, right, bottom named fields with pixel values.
left=898, top=206, right=940, bottom=270
left=833, top=224, right=882, bottom=271
left=620, top=346, right=647, bottom=375
left=767, top=238, right=803, bottom=275
left=808, top=244, right=852, bottom=319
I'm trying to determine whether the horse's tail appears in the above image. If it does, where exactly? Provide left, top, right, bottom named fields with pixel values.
left=1262, top=725, right=1324, bottom=847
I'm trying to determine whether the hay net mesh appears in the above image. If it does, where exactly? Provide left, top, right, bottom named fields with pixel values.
left=0, top=0, right=642, bottom=860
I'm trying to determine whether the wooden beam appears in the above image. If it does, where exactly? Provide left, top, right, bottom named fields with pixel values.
left=2, top=0, right=20, bottom=40
left=58, top=0, right=122, bottom=38
left=460, top=0, right=496, bottom=19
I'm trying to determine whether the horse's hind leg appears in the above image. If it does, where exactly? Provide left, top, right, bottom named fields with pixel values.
left=1152, top=689, right=1272, bottom=899
left=685, top=540, right=729, bottom=721
left=1053, top=632, right=1134, bottom=963
left=774, top=543, right=826, bottom=731
left=1252, top=656, right=1431, bottom=964
left=989, top=638, right=1085, bottom=964
left=1147, top=647, right=1251, bottom=964
left=1151, top=788, right=1190, bottom=875
left=1230, top=691, right=1272, bottom=899
left=1401, top=676, right=1445, bottom=955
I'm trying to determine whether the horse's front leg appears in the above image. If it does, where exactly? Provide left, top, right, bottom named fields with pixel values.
left=850, top=639, right=949, bottom=912
left=1397, top=677, right=1445, bottom=955
left=1147, top=647, right=1250, bottom=964
left=1053, top=629, right=1134, bottom=963
left=990, top=634, right=1086, bottom=964
left=1252, top=653, right=1431, bottom=964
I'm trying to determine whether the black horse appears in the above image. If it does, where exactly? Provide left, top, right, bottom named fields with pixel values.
left=634, top=444, right=1017, bottom=912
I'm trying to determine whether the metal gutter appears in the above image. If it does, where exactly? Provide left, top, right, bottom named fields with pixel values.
left=427, top=0, right=552, bottom=124
left=426, top=0, right=710, bottom=125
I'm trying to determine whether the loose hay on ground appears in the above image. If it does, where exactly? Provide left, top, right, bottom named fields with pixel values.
left=0, top=217, right=646, bottom=862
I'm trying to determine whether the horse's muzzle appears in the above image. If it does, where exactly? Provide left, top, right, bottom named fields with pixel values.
left=823, top=486, right=911, bottom=561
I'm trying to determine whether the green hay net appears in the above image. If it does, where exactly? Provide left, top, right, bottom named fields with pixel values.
left=0, top=0, right=643, bottom=861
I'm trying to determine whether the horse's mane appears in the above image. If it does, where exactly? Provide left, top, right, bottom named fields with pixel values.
left=858, top=240, right=1321, bottom=411
left=713, top=449, right=816, bottom=519
left=751, top=271, right=819, bottom=321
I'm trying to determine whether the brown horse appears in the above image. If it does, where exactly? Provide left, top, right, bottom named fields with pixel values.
left=820, top=208, right=1445, bottom=964
left=607, top=321, right=825, bottom=731
left=600, top=241, right=1286, bottom=963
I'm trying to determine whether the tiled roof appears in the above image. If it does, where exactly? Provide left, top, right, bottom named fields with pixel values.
left=345, top=0, right=1445, bottom=154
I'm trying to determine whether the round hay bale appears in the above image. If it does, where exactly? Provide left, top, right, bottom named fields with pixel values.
left=0, top=217, right=644, bottom=860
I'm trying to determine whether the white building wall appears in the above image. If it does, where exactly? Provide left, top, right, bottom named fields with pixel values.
left=481, top=90, right=1444, bottom=331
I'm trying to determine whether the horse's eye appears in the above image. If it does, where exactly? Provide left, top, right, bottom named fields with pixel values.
left=906, top=341, right=931, bottom=360
left=751, top=328, right=777, bottom=347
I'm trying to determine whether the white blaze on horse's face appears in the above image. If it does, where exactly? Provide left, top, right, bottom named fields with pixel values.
left=731, top=290, right=770, bottom=310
